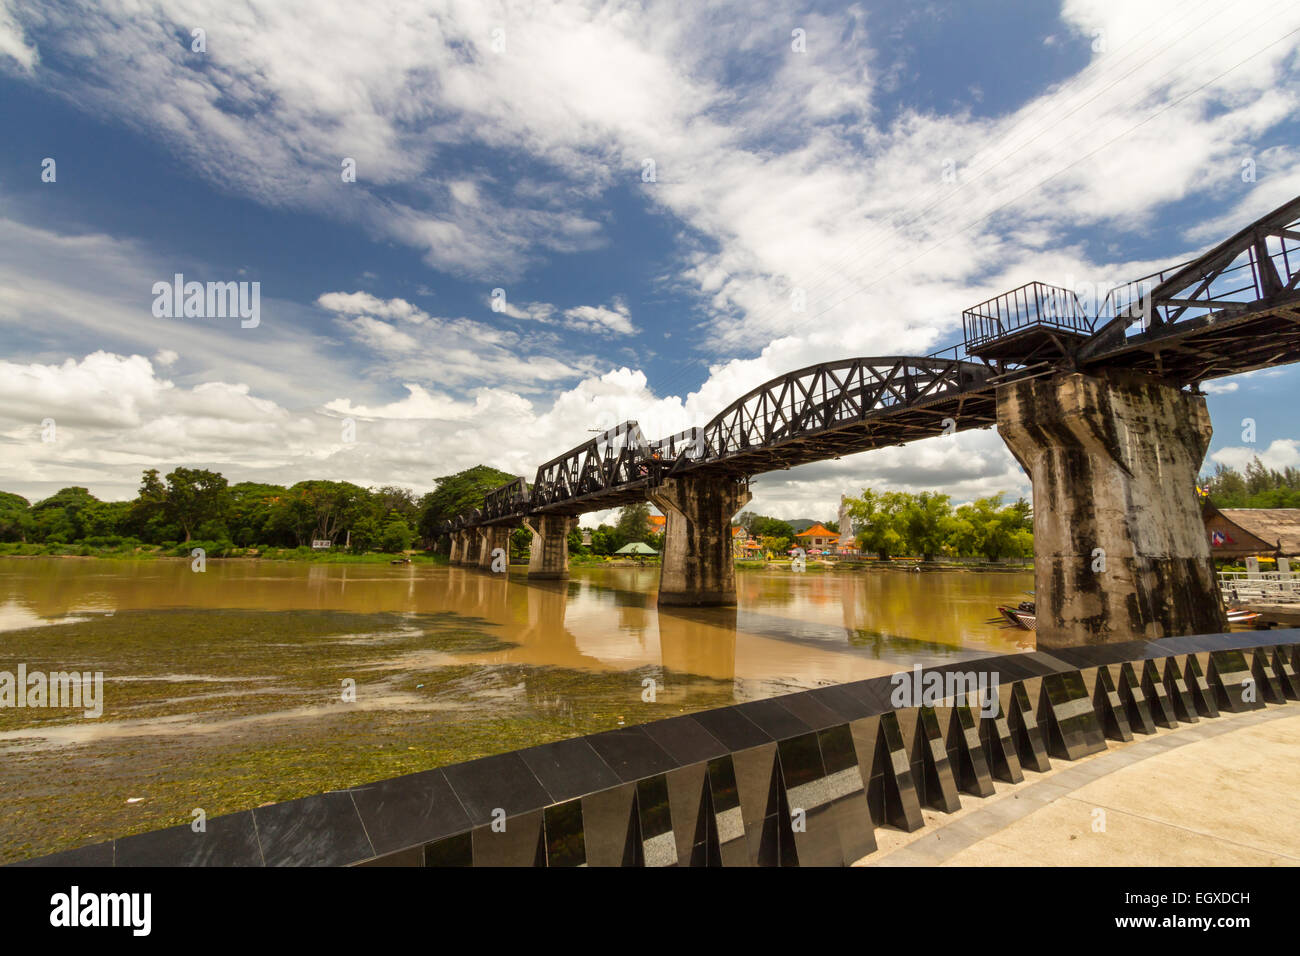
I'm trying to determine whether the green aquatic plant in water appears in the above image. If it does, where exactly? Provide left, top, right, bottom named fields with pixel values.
left=0, top=607, right=735, bottom=864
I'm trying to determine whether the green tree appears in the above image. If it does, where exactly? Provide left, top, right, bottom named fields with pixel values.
left=590, top=524, right=625, bottom=555
left=614, top=502, right=651, bottom=543
left=749, top=515, right=797, bottom=541
left=898, top=491, right=953, bottom=562
left=163, top=468, right=230, bottom=543
left=348, top=514, right=382, bottom=553
left=954, top=494, right=1017, bottom=562
left=29, top=487, right=100, bottom=543
left=417, top=465, right=519, bottom=544
left=510, top=527, right=532, bottom=561
left=1200, top=458, right=1300, bottom=508
left=280, top=480, right=369, bottom=546
left=0, top=492, right=33, bottom=542
left=125, top=469, right=171, bottom=542
left=371, top=485, right=420, bottom=522
left=377, top=515, right=415, bottom=553
left=226, top=482, right=290, bottom=547
left=81, top=499, right=131, bottom=539
left=846, top=489, right=907, bottom=560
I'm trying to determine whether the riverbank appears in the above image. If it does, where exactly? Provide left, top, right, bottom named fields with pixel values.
left=0, top=542, right=447, bottom=564
left=0, top=544, right=1033, bottom=572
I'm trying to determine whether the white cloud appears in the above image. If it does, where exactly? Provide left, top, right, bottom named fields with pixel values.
left=0, top=216, right=359, bottom=408
left=0, top=0, right=37, bottom=71
left=1202, top=381, right=1238, bottom=394
left=314, top=290, right=595, bottom=388
left=1210, top=439, right=1300, bottom=473
left=0, top=348, right=1030, bottom=521
left=562, top=298, right=636, bottom=336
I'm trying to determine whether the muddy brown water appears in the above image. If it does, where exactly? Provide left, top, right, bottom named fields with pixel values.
left=0, top=557, right=1033, bottom=862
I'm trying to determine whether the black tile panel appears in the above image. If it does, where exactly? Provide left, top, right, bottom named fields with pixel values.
left=543, top=799, right=586, bottom=867
left=586, top=726, right=677, bottom=782
left=115, top=810, right=263, bottom=867
left=349, top=769, right=471, bottom=857
left=807, top=684, right=874, bottom=722
left=9, top=841, right=115, bottom=868
left=254, top=791, right=373, bottom=867
left=837, top=677, right=895, bottom=714
left=640, top=715, right=728, bottom=766
left=518, top=737, right=621, bottom=803
left=775, top=691, right=845, bottom=732
left=441, top=752, right=552, bottom=827
left=690, top=706, right=771, bottom=750
left=734, top=698, right=812, bottom=741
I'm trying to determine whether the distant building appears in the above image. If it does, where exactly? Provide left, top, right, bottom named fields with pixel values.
left=795, top=522, right=837, bottom=551
left=1204, top=503, right=1300, bottom=558
left=647, top=513, right=666, bottom=535
left=836, top=495, right=857, bottom=554
left=731, top=525, right=761, bottom=557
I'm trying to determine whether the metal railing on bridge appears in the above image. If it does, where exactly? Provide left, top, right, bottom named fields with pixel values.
left=961, top=281, right=1094, bottom=358
left=1081, top=196, right=1300, bottom=363
left=1219, top=570, right=1300, bottom=605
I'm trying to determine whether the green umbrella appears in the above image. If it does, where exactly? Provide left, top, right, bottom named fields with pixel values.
left=614, top=542, right=659, bottom=555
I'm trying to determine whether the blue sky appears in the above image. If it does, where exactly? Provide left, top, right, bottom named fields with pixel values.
left=1, top=0, right=1299, bottom=519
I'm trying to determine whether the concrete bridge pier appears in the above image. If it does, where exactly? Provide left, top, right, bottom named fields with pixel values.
left=997, top=369, right=1227, bottom=647
left=448, top=530, right=464, bottom=564
left=477, top=525, right=513, bottom=570
left=649, top=475, right=751, bottom=607
left=524, top=514, right=577, bottom=579
left=461, top=528, right=481, bottom=566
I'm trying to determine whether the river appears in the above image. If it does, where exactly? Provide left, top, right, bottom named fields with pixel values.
left=0, top=556, right=1033, bottom=862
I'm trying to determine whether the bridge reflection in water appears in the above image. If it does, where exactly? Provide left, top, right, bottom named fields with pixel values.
left=0, top=556, right=1034, bottom=700
left=437, top=564, right=1034, bottom=695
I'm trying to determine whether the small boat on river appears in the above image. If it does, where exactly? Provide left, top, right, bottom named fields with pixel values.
left=996, top=600, right=1037, bottom=631
left=993, top=601, right=1259, bottom=632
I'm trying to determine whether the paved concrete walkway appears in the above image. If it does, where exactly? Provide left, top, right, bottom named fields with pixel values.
left=856, top=704, right=1299, bottom=866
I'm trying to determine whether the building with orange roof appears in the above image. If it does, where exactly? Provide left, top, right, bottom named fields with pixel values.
left=795, top=522, right=837, bottom=551
left=731, top=525, right=759, bottom=557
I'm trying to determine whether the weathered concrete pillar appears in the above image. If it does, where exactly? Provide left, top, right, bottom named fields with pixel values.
left=448, top=531, right=462, bottom=564
left=524, top=514, right=577, bottom=580
left=477, top=525, right=512, bottom=570
left=997, top=369, right=1226, bottom=647
left=649, top=475, right=751, bottom=607
left=461, top=528, right=481, bottom=565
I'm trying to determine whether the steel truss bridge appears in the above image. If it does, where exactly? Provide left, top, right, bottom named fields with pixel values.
left=448, top=195, right=1300, bottom=532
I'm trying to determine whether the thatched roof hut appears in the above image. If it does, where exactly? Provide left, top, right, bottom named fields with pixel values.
left=1205, top=503, right=1300, bottom=557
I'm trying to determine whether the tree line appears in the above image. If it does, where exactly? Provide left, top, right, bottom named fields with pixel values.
left=0, top=464, right=675, bottom=559
left=0, top=464, right=1033, bottom=563
left=1200, top=458, right=1300, bottom=508
left=844, top=490, right=1033, bottom=562
left=0, top=469, right=423, bottom=554
left=0, top=464, right=542, bottom=555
